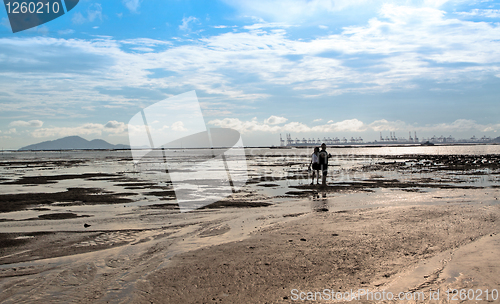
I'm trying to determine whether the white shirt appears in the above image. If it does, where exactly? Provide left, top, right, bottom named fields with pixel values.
left=311, top=153, right=319, bottom=163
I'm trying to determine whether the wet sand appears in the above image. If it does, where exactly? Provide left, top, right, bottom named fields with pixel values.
left=144, top=204, right=500, bottom=303
left=1, top=151, right=500, bottom=303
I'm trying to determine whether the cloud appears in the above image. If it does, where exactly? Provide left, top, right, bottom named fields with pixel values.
left=327, top=119, right=366, bottom=132
left=367, top=119, right=500, bottom=134
left=224, top=0, right=458, bottom=24
left=423, top=119, right=500, bottom=133
left=2, top=128, right=17, bottom=135
left=171, top=121, right=187, bottom=131
left=179, top=16, right=199, bottom=31
left=2, top=3, right=500, bottom=126
left=457, top=9, right=500, bottom=18
left=264, top=115, right=288, bottom=125
left=242, top=22, right=291, bottom=30
left=58, top=29, right=75, bottom=35
left=123, top=0, right=142, bottom=13
left=31, top=123, right=104, bottom=138
left=209, top=116, right=500, bottom=135
left=4, top=3, right=500, bottom=102
left=72, top=3, right=103, bottom=24
left=208, top=116, right=367, bottom=133
left=72, top=13, right=87, bottom=25
left=369, top=119, right=410, bottom=132
left=9, top=120, right=44, bottom=128
left=31, top=121, right=129, bottom=138
left=104, top=120, right=128, bottom=134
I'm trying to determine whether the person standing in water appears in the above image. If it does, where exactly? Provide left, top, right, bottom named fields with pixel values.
left=318, top=143, right=332, bottom=186
left=308, top=147, right=320, bottom=185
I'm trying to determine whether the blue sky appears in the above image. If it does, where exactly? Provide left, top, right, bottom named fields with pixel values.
left=1, top=0, right=500, bottom=148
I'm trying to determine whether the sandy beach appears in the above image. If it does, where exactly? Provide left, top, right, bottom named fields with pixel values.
left=1, top=147, right=499, bottom=303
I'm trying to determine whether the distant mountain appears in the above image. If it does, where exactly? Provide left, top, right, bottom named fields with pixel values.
left=19, top=136, right=130, bottom=151
left=491, top=136, right=500, bottom=143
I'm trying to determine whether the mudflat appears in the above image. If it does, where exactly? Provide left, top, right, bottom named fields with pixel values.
left=1, top=149, right=499, bottom=303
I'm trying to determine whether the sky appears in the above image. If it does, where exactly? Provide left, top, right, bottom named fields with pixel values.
left=1, top=0, right=500, bottom=149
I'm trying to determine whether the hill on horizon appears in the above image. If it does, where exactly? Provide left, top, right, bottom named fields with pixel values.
left=18, top=136, right=130, bottom=151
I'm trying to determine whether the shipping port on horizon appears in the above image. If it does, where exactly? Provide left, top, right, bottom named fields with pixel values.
left=280, top=132, right=495, bottom=147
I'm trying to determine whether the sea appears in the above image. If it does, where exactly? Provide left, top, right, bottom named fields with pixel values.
left=0, top=145, right=499, bottom=232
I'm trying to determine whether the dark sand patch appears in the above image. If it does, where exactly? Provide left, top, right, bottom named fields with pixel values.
left=0, top=188, right=136, bottom=213
left=257, top=183, right=280, bottom=187
left=201, top=201, right=273, bottom=209
left=0, top=213, right=92, bottom=222
left=364, top=154, right=500, bottom=172
left=0, top=159, right=86, bottom=169
left=285, top=190, right=313, bottom=196
left=36, top=213, right=92, bottom=220
left=1, top=173, right=119, bottom=185
left=143, top=190, right=176, bottom=197
left=142, top=203, right=179, bottom=210
left=291, top=179, right=485, bottom=195
left=113, top=182, right=173, bottom=190
left=0, top=230, right=146, bottom=265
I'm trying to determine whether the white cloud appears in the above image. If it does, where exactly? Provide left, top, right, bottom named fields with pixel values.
left=422, top=119, right=500, bottom=133
left=9, top=120, right=44, bottom=128
left=369, top=119, right=410, bottom=131
left=171, top=121, right=187, bottom=131
left=3, top=3, right=500, bottom=105
left=58, top=29, right=75, bottom=35
left=120, top=38, right=172, bottom=47
left=370, top=119, right=500, bottom=134
left=457, top=9, right=500, bottom=18
left=32, top=123, right=103, bottom=138
left=123, top=0, right=142, bottom=13
left=179, top=16, right=199, bottom=31
left=327, top=119, right=367, bottom=132
left=72, top=4, right=103, bottom=24
left=2, top=3, right=500, bottom=132
left=313, top=118, right=323, bottom=122
left=223, top=0, right=457, bottom=24
left=224, top=0, right=359, bottom=23
left=4, top=128, right=17, bottom=135
left=104, top=120, right=128, bottom=134
left=264, top=115, right=288, bottom=125
left=209, top=117, right=500, bottom=135
left=243, top=22, right=291, bottom=30
left=72, top=12, right=86, bottom=25
left=131, top=47, right=154, bottom=52
left=30, top=121, right=130, bottom=138
left=208, top=117, right=367, bottom=133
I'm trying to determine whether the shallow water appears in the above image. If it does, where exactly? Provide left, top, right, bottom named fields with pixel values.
left=0, top=146, right=499, bottom=232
